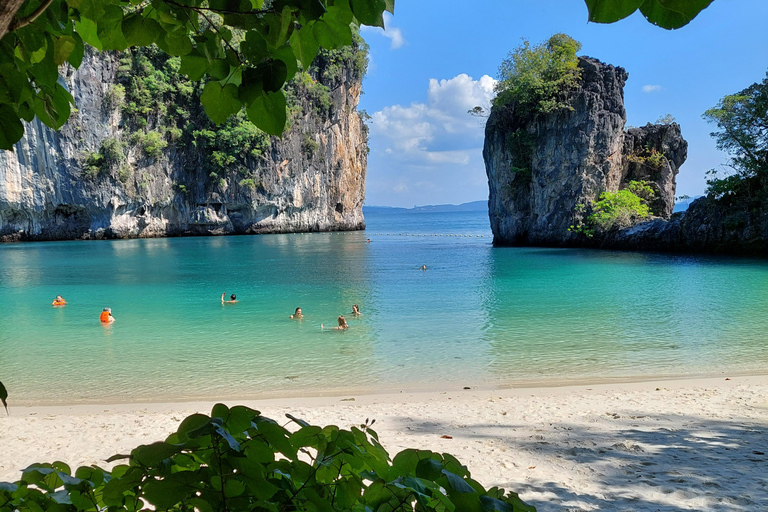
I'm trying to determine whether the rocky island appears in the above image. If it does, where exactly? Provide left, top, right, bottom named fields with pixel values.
left=484, top=35, right=768, bottom=256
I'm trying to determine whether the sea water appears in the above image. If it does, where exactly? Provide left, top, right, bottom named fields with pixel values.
left=1, top=209, right=768, bottom=404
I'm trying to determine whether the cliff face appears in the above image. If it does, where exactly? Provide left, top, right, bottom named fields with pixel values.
left=0, top=47, right=367, bottom=241
left=484, top=56, right=687, bottom=247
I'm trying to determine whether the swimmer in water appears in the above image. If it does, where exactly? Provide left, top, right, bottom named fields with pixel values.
left=351, top=304, right=361, bottom=316
left=52, top=295, right=67, bottom=306
left=221, top=292, right=238, bottom=304
left=421, top=265, right=427, bottom=271
left=321, top=315, right=348, bottom=330
left=99, top=308, right=115, bottom=323
left=290, top=307, right=303, bottom=319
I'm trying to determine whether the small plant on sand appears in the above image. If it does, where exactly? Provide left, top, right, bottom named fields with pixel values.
left=0, top=404, right=535, bottom=512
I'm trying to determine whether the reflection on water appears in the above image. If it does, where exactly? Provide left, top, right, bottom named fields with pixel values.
left=1, top=210, right=768, bottom=404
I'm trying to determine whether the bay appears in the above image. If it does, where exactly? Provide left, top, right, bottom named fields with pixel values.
left=1, top=209, right=767, bottom=404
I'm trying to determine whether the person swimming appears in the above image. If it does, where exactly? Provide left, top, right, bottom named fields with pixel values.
left=221, top=292, right=238, bottom=304
left=322, top=315, right=348, bottom=330
left=421, top=265, right=427, bottom=271
left=99, top=308, right=115, bottom=323
left=52, top=295, right=67, bottom=306
left=352, top=304, right=361, bottom=316
left=290, top=307, right=303, bottom=319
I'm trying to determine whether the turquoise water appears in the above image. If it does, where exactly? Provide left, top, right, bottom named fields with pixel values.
left=1, top=209, right=768, bottom=405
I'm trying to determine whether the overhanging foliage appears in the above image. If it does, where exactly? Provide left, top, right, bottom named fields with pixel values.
left=0, top=404, right=536, bottom=512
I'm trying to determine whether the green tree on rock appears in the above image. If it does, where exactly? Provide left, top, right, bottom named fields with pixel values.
left=493, top=33, right=582, bottom=118
left=703, top=71, right=768, bottom=195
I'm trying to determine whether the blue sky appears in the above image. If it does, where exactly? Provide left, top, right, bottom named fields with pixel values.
left=358, top=0, right=768, bottom=207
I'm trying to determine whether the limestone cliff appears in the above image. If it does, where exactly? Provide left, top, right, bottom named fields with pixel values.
left=484, top=56, right=687, bottom=247
left=0, top=45, right=367, bottom=241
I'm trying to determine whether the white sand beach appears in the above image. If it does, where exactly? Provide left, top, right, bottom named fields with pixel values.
left=1, top=376, right=767, bottom=511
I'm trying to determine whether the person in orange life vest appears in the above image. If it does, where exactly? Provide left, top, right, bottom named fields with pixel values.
left=99, top=308, right=115, bottom=323
left=52, top=295, right=67, bottom=306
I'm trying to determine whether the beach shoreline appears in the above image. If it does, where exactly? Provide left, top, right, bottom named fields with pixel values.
left=2, top=375, right=767, bottom=510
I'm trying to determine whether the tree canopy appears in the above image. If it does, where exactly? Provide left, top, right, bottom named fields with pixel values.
left=493, top=34, right=582, bottom=117
left=0, top=0, right=393, bottom=150
left=703, top=72, right=768, bottom=185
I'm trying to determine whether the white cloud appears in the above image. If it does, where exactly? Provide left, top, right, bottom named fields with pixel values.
left=361, top=13, right=406, bottom=50
left=642, top=84, right=662, bottom=93
left=366, top=74, right=497, bottom=206
left=370, top=73, right=496, bottom=161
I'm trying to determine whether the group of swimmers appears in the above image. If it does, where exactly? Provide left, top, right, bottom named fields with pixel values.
left=51, top=295, right=115, bottom=323
left=53, top=292, right=361, bottom=328
left=288, top=304, right=361, bottom=331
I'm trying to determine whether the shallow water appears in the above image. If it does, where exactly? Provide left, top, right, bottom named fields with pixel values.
left=1, top=209, right=767, bottom=404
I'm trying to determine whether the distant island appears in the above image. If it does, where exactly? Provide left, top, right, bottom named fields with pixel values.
left=364, top=200, right=487, bottom=214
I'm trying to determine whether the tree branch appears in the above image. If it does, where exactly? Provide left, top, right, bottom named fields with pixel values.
left=0, top=0, right=26, bottom=41
left=8, top=0, right=55, bottom=33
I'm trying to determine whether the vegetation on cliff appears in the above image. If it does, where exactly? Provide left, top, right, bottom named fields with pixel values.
left=571, top=181, right=656, bottom=236
left=493, top=34, right=582, bottom=118
left=0, top=404, right=536, bottom=512
left=703, top=71, right=768, bottom=200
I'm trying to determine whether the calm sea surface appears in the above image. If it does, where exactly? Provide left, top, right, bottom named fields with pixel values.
left=1, top=209, right=767, bottom=404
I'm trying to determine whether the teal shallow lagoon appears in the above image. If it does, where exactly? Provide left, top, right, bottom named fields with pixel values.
left=1, top=210, right=768, bottom=404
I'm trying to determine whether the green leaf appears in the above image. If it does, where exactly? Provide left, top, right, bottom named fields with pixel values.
left=312, top=16, right=352, bottom=50
left=639, top=0, right=714, bottom=29
left=584, top=0, right=643, bottom=23
left=97, top=5, right=128, bottom=51
left=131, top=442, right=181, bottom=467
left=290, top=23, right=319, bottom=70
left=208, top=59, right=231, bottom=80
left=122, top=14, right=161, bottom=46
left=239, top=70, right=264, bottom=106
left=33, top=84, right=73, bottom=130
left=350, top=0, right=386, bottom=27
left=0, top=379, right=8, bottom=414
left=179, top=51, right=210, bottom=80
left=67, top=33, right=85, bottom=68
left=264, top=6, right=293, bottom=48
left=53, top=36, right=76, bottom=66
left=257, top=59, right=288, bottom=93
left=240, top=30, right=268, bottom=64
left=385, top=0, right=395, bottom=14
left=142, top=477, right=189, bottom=509
left=200, top=82, right=242, bottom=124
left=441, top=469, right=476, bottom=494
left=75, top=18, right=101, bottom=50
left=415, top=457, right=443, bottom=481
left=479, top=495, right=515, bottom=512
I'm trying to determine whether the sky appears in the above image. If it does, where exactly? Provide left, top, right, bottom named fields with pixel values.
left=358, top=0, right=768, bottom=208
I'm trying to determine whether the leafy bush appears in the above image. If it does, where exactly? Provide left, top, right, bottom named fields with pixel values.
left=117, top=164, right=132, bottom=184
left=626, top=147, right=666, bottom=171
left=302, top=132, right=320, bottom=158
left=589, top=188, right=651, bottom=231
left=0, top=405, right=535, bottom=512
left=103, top=84, right=125, bottom=111
left=81, top=152, right=104, bottom=179
left=494, top=33, right=582, bottom=117
left=100, top=137, right=125, bottom=164
left=135, top=131, right=167, bottom=158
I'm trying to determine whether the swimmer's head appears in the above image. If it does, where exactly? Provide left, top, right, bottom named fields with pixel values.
left=56, top=295, right=63, bottom=300
left=295, top=307, right=302, bottom=315
left=230, top=294, right=236, bottom=301
left=103, top=308, right=111, bottom=312
left=337, top=315, right=347, bottom=328
left=352, top=304, right=359, bottom=313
